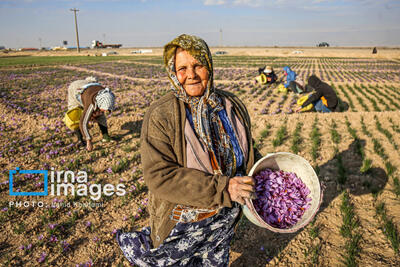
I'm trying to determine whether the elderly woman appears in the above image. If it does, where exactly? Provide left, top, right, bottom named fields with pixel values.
left=116, top=34, right=255, bottom=266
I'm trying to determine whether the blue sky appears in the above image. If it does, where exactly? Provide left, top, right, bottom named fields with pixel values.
left=1, top=0, right=399, bottom=48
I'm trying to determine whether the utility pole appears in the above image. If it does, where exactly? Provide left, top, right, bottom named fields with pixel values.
left=38, top=38, right=42, bottom=49
left=219, top=29, right=223, bottom=47
left=70, top=8, right=80, bottom=53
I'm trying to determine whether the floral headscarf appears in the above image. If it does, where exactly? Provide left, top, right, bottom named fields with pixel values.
left=163, top=34, right=235, bottom=176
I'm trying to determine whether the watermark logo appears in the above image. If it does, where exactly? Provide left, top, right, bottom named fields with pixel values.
left=8, top=167, right=125, bottom=201
left=9, top=167, right=48, bottom=196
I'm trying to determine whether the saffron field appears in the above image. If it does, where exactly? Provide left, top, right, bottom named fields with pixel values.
left=0, top=54, right=399, bottom=266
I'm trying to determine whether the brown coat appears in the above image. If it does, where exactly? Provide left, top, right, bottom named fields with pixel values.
left=79, top=85, right=104, bottom=140
left=140, top=89, right=254, bottom=248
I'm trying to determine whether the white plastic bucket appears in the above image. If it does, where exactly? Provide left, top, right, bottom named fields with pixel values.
left=242, top=152, right=322, bottom=233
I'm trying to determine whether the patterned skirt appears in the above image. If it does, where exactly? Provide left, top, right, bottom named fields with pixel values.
left=116, top=203, right=240, bottom=267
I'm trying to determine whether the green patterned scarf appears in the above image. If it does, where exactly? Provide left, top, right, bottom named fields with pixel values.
left=163, top=34, right=235, bottom=176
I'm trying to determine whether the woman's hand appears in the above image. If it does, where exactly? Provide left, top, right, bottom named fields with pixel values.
left=227, top=176, right=256, bottom=205
left=86, top=140, right=93, bottom=151
left=295, top=107, right=303, bottom=113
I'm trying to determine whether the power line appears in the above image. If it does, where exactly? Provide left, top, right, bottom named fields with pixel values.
left=70, top=8, right=80, bottom=53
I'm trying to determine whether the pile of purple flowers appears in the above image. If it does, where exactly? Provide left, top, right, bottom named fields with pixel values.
left=253, top=168, right=312, bottom=229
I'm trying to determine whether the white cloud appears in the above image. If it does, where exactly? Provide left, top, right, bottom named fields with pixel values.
left=233, top=0, right=263, bottom=7
left=203, top=0, right=226, bottom=5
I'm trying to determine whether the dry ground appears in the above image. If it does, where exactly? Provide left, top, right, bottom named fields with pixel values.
left=0, top=50, right=399, bottom=266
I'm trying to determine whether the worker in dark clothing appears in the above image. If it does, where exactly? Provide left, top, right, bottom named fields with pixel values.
left=296, top=75, right=338, bottom=113
left=256, top=65, right=278, bottom=84
left=258, top=65, right=278, bottom=84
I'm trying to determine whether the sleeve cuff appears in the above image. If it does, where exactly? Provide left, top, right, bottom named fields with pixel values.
left=216, top=175, right=232, bottom=208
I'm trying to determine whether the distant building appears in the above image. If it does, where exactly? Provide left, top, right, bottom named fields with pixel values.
left=131, top=49, right=153, bottom=54
left=0, top=46, right=5, bottom=50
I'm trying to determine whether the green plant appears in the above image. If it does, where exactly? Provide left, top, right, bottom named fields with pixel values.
left=360, top=116, right=372, bottom=137
left=340, top=191, right=362, bottom=266
left=340, top=191, right=358, bottom=237
left=346, top=84, right=369, bottom=111
left=309, top=222, right=320, bottom=240
left=337, top=154, right=347, bottom=185
left=112, top=158, right=130, bottom=173
left=338, top=84, right=355, bottom=111
left=393, top=177, right=400, bottom=197
left=375, top=202, right=399, bottom=254
left=272, top=123, right=287, bottom=147
left=360, top=158, right=372, bottom=173
left=372, top=139, right=388, bottom=161
left=330, top=121, right=341, bottom=144
left=13, top=222, right=26, bottom=234
left=342, top=233, right=362, bottom=267
left=260, top=123, right=272, bottom=141
left=385, top=162, right=396, bottom=177
left=290, top=122, right=303, bottom=154
left=374, top=116, right=398, bottom=150
left=310, top=118, right=321, bottom=161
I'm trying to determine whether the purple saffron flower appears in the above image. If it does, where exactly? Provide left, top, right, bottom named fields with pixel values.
left=38, top=252, right=47, bottom=263
left=253, top=168, right=312, bottom=229
left=61, top=240, right=70, bottom=251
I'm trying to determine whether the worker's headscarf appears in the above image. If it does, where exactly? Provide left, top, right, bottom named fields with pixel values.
left=163, top=34, right=235, bottom=176
left=307, top=75, right=322, bottom=90
left=85, top=76, right=98, bottom=83
left=95, top=88, right=115, bottom=111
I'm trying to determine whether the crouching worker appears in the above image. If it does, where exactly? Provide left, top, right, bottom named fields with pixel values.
left=66, top=76, right=116, bottom=151
left=283, top=66, right=305, bottom=94
left=296, top=75, right=338, bottom=113
left=256, top=65, right=277, bottom=84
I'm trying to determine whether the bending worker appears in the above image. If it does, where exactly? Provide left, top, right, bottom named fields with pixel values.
left=67, top=76, right=116, bottom=151
left=297, top=75, right=338, bottom=113
left=283, top=66, right=305, bottom=93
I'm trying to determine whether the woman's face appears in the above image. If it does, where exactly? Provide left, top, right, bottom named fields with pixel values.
left=175, top=48, right=209, bottom=96
left=91, top=109, right=104, bottom=119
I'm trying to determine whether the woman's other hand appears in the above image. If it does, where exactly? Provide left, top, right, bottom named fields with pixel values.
left=227, top=176, right=256, bottom=205
left=86, top=140, right=93, bottom=151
